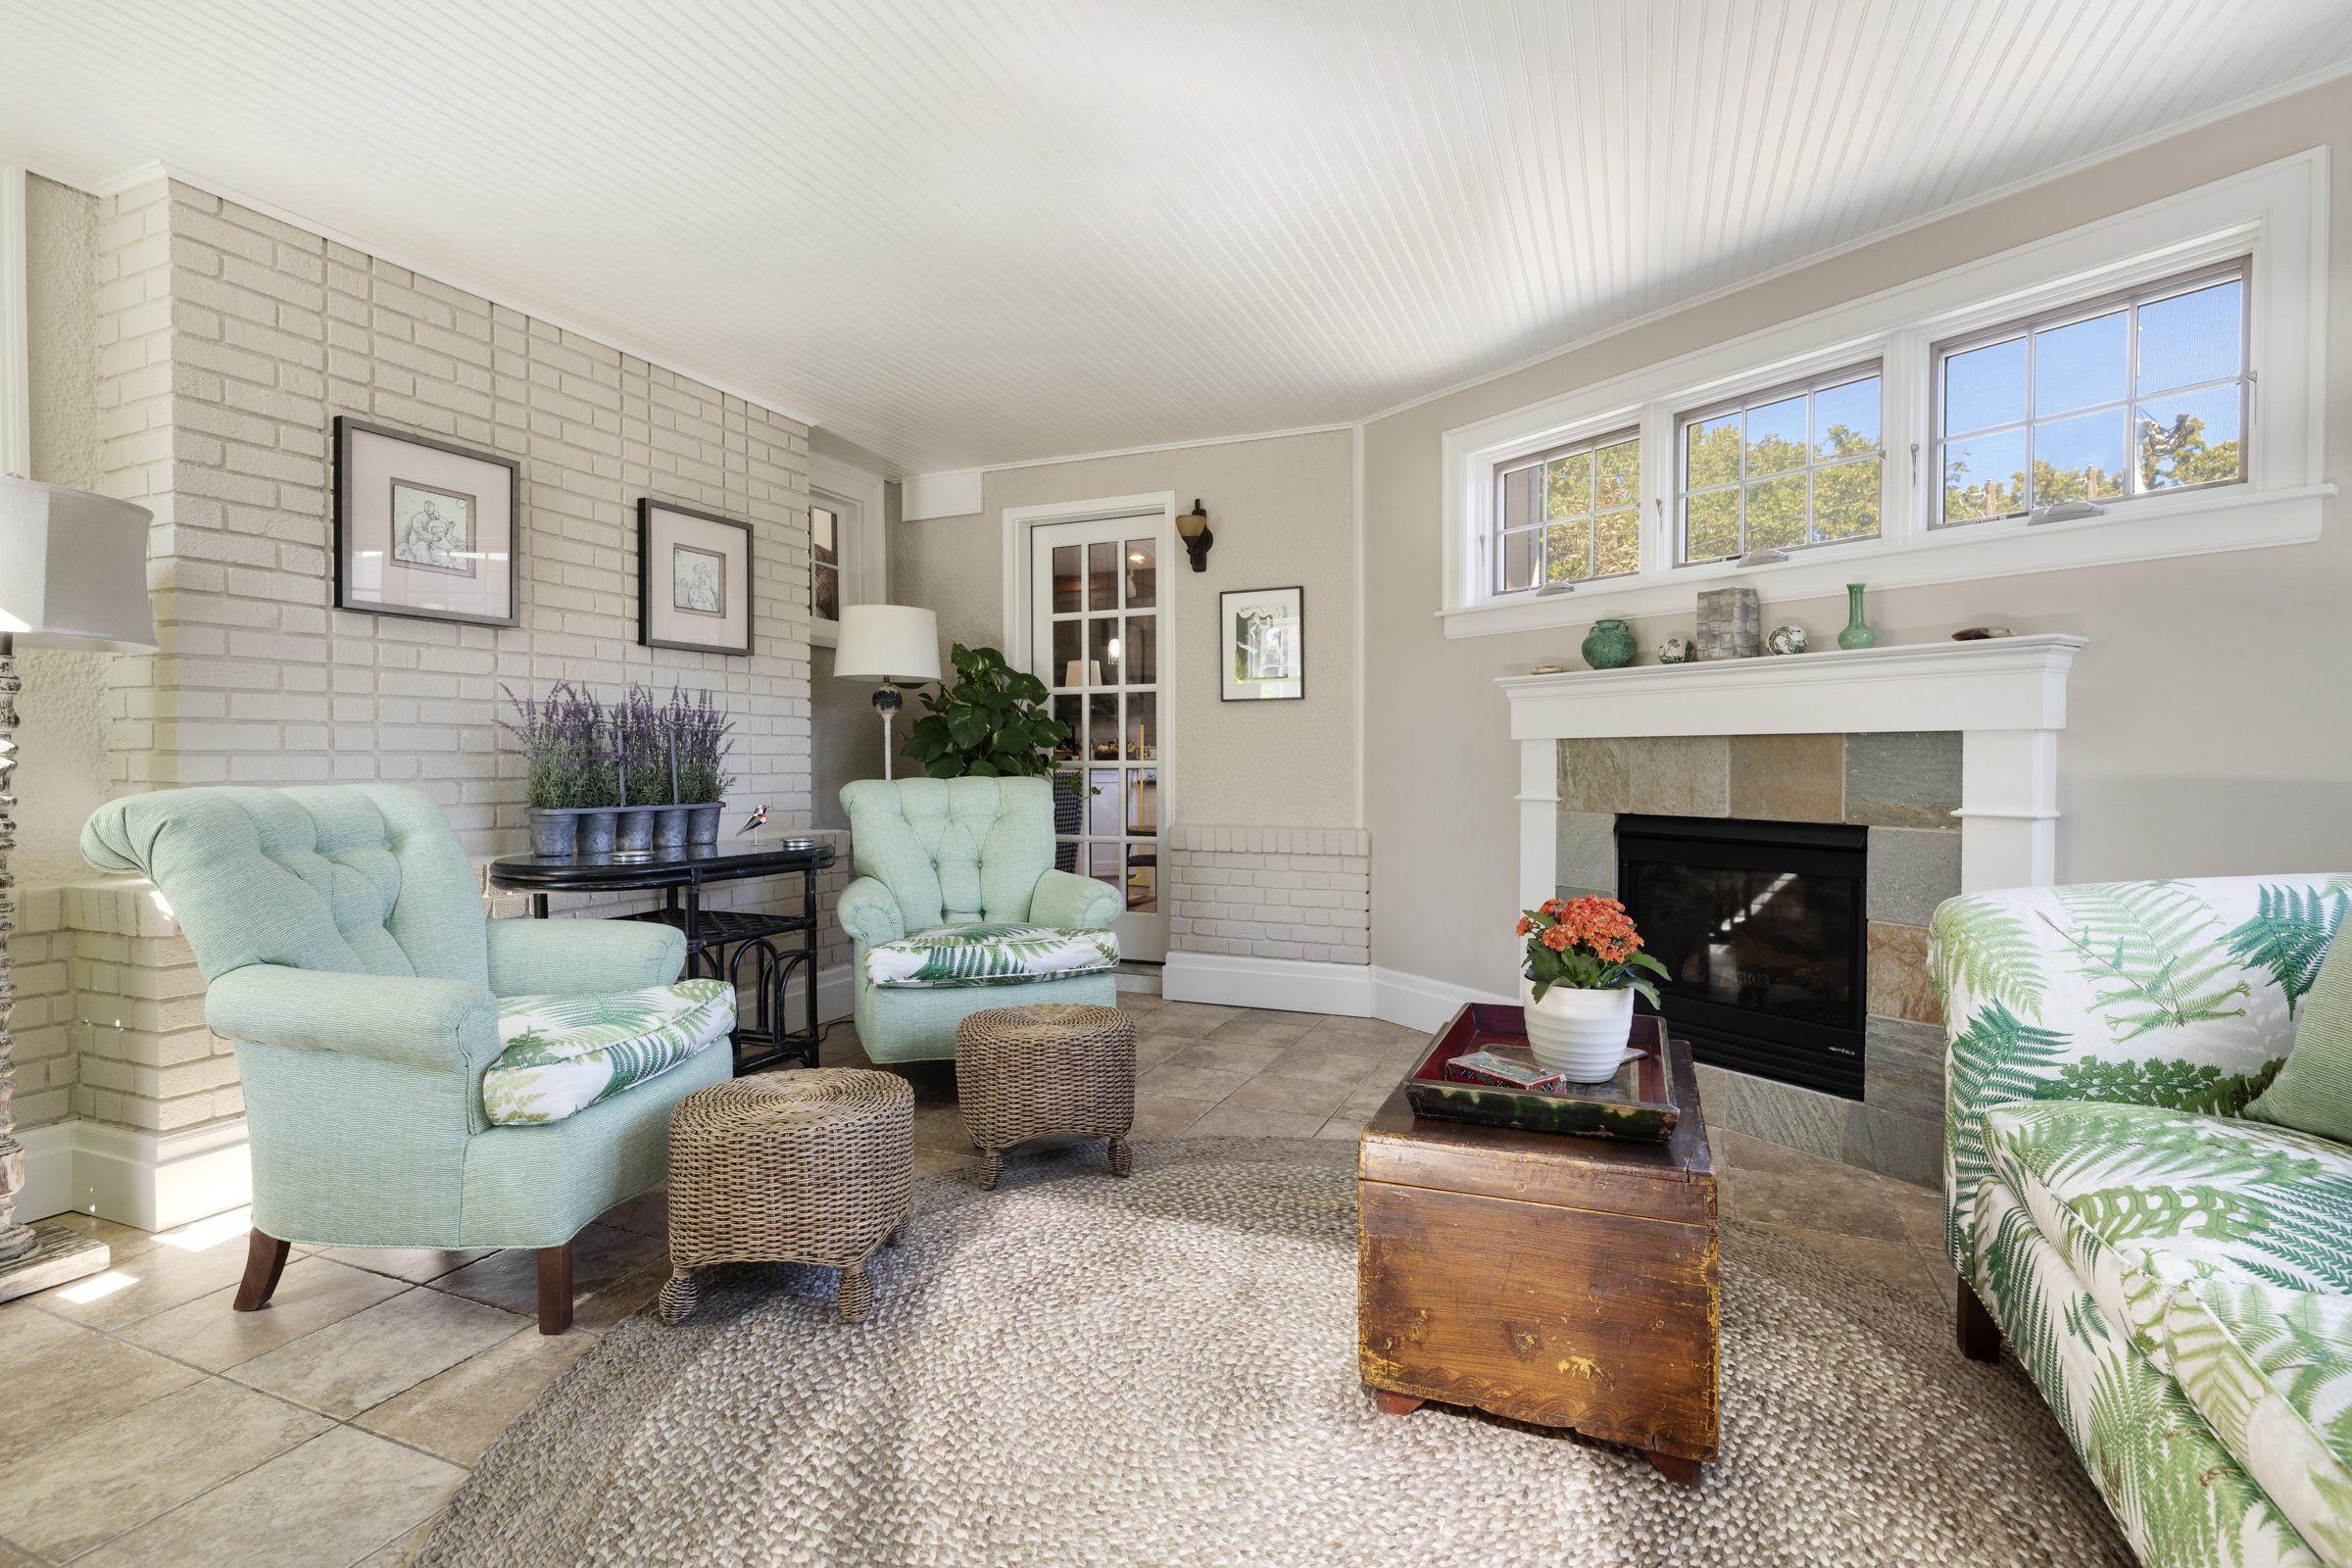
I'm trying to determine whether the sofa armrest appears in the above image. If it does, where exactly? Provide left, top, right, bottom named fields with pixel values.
left=485, top=916, right=685, bottom=997
left=838, top=876, right=907, bottom=949
left=1933, top=873, right=2339, bottom=1280
left=206, top=963, right=503, bottom=1077
left=1030, top=867, right=1121, bottom=931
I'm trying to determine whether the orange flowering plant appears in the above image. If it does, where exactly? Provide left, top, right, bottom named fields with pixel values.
left=1519, top=896, right=1670, bottom=1005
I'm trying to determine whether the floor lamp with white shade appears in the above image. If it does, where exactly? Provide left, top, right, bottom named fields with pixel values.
left=0, top=474, right=158, bottom=1301
left=833, top=605, right=941, bottom=782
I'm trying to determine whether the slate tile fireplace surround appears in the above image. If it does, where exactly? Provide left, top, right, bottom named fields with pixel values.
left=1552, top=731, right=1960, bottom=1184
left=1500, top=634, right=2085, bottom=1186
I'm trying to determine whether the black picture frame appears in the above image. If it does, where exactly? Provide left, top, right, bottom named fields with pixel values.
left=332, top=416, right=521, bottom=627
left=1218, top=584, right=1305, bottom=702
left=637, top=497, right=755, bottom=657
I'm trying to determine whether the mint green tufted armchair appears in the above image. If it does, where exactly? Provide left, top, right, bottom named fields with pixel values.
left=81, top=784, right=735, bottom=1333
left=839, top=777, right=1122, bottom=1062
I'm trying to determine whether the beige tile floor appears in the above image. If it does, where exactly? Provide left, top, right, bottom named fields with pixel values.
left=0, top=997, right=1953, bottom=1567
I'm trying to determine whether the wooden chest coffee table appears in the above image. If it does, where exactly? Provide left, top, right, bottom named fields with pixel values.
left=1356, top=1037, right=1718, bottom=1484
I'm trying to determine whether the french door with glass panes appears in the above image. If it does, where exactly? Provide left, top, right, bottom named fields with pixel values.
left=1030, top=517, right=1166, bottom=962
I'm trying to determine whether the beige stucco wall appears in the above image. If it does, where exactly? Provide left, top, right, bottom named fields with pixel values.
left=18, top=172, right=113, bottom=889
left=893, top=428, right=1358, bottom=831
left=1361, top=74, right=2352, bottom=998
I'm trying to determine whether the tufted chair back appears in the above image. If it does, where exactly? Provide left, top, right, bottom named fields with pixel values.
left=80, top=784, right=491, bottom=986
left=841, top=776, right=1054, bottom=930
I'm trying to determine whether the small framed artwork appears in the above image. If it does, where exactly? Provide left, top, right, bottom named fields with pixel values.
left=1220, top=586, right=1303, bottom=702
left=333, top=416, right=519, bottom=626
left=638, top=498, right=753, bottom=656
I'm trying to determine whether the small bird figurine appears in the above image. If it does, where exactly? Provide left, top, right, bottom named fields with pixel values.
left=735, top=803, right=768, bottom=836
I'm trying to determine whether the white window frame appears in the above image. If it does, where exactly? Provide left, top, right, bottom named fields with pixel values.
left=1931, top=258, right=2251, bottom=527
left=807, top=452, right=888, bottom=648
left=1491, top=425, right=1642, bottom=593
left=1436, top=149, right=2331, bottom=639
left=1674, top=362, right=1886, bottom=564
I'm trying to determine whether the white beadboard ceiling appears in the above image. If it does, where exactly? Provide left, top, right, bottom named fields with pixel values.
left=5, top=1, right=2351, bottom=473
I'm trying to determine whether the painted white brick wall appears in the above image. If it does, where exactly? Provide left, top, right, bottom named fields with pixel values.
left=1165, top=825, right=1371, bottom=965
left=48, top=178, right=836, bottom=1135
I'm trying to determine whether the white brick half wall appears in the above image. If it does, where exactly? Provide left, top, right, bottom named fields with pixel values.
left=1165, top=825, right=1370, bottom=964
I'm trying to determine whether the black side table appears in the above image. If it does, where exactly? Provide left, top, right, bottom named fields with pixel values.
left=486, top=839, right=838, bottom=1073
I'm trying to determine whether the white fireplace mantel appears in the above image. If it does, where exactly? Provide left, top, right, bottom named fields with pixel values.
left=1499, top=633, right=2087, bottom=905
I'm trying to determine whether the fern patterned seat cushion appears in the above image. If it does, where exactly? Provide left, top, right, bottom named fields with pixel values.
left=1986, top=1100, right=2352, bottom=1362
left=1985, top=1098, right=2352, bottom=1563
left=862, top=922, right=1119, bottom=990
left=483, top=978, right=736, bottom=1126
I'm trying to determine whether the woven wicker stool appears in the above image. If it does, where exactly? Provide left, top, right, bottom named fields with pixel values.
left=659, top=1069, right=913, bottom=1325
left=955, top=1003, right=1136, bottom=1190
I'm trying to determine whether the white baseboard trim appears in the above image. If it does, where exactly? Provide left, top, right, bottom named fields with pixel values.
left=1160, top=951, right=1511, bottom=1036
left=1369, top=966, right=1515, bottom=1035
left=14, top=1122, right=74, bottom=1224
left=1163, top=952, right=1376, bottom=1016
left=14, top=1117, right=255, bottom=1232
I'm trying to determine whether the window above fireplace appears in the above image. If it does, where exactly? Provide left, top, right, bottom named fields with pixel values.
left=1440, top=152, right=2329, bottom=640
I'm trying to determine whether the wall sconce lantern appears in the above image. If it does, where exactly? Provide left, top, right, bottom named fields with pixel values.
left=1177, top=498, right=1213, bottom=572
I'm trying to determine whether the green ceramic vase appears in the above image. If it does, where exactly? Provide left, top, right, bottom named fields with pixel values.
left=1582, top=618, right=1638, bottom=670
left=1837, top=584, right=1876, bottom=651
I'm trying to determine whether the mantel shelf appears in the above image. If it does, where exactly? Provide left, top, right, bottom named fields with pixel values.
left=1497, top=632, right=2087, bottom=742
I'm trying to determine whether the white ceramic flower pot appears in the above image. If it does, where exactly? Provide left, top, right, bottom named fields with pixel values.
left=1520, top=979, right=1637, bottom=1081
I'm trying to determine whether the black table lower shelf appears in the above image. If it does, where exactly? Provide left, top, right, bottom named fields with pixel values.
left=618, top=907, right=820, bottom=1073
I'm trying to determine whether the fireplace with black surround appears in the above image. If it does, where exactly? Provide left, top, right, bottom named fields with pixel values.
left=1615, top=815, right=1868, bottom=1099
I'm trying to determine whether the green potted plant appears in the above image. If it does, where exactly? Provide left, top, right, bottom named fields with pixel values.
left=904, top=644, right=1070, bottom=779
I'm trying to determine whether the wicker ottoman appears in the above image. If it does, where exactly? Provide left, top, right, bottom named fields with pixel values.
left=659, top=1068, right=913, bottom=1325
left=955, top=1003, right=1136, bottom=1190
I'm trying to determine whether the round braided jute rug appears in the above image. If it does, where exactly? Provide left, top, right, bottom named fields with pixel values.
left=418, top=1138, right=2130, bottom=1568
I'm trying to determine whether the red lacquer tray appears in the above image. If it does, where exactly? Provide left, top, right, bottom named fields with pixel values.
left=1402, top=1004, right=1679, bottom=1141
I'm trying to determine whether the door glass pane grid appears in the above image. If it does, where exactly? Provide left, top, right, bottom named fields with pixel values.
left=810, top=505, right=840, bottom=620
left=1045, top=524, right=1162, bottom=916
left=1492, top=430, right=1640, bottom=593
left=1933, top=262, right=2247, bottom=526
left=1676, top=367, right=1883, bottom=563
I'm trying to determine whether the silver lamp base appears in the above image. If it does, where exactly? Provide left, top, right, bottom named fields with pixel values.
left=0, top=1220, right=110, bottom=1305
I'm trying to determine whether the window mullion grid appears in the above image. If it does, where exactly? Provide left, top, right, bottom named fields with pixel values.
left=2124, top=293, right=2142, bottom=499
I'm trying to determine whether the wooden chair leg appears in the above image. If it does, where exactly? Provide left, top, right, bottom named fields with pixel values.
left=537, top=1242, right=574, bottom=1335
left=231, top=1229, right=291, bottom=1312
left=1958, top=1278, right=2002, bottom=1362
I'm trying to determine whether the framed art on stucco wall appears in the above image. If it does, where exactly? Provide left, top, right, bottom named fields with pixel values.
left=332, top=416, right=520, bottom=626
left=1220, top=585, right=1303, bottom=701
left=638, top=498, right=754, bottom=656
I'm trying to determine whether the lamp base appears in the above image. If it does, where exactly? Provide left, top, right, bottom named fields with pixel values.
left=0, top=1221, right=111, bottom=1305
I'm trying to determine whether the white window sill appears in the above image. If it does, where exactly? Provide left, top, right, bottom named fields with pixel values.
left=1438, top=481, right=2330, bottom=640
left=811, top=617, right=840, bottom=649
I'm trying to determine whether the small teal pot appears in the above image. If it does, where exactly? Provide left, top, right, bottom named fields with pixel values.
left=1582, top=618, right=1638, bottom=670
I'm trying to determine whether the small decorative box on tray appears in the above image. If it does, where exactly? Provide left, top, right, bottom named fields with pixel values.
left=1404, top=1004, right=1678, bottom=1141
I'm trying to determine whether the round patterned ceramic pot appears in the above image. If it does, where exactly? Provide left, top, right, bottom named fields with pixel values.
left=1582, top=619, right=1638, bottom=670
left=1657, top=636, right=1694, bottom=664
left=1767, top=624, right=1808, bottom=656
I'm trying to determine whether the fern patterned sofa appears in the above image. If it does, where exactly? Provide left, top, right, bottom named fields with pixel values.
left=1935, top=874, right=2352, bottom=1568
left=838, top=776, right=1122, bottom=1063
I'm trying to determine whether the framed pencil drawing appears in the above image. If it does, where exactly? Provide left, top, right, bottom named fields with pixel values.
left=638, top=498, right=754, bottom=656
left=333, top=416, right=519, bottom=626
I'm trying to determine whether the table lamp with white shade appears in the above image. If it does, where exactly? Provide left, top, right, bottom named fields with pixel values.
left=0, top=474, right=158, bottom=1300
left=833, top=604, right=941, bottom=782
